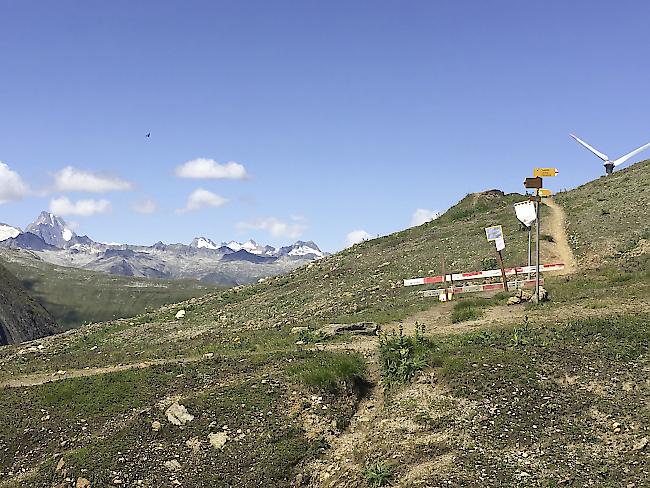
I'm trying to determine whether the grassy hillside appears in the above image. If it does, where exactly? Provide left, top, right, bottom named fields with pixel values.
left=1, top=164, right=649, bottom=487
left=556, top=159, right=650, bottom=267
left=0, top=249, right=220, bottom=330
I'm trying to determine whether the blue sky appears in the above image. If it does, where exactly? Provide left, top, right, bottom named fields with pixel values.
left=1, top=1, right=649, bottom=251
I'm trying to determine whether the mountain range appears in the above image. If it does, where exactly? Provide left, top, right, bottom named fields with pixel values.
left=0, top=212, right=326, bottom=286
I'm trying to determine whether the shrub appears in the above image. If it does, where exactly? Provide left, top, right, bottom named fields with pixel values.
left=379, top=323, right=430, bottom=385
left=363, top=462, right=393, bottom=487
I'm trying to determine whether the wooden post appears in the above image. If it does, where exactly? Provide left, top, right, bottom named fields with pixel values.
left=442, top=256, right=448, bottom=301
left=496, top=248, right=509, bottom=292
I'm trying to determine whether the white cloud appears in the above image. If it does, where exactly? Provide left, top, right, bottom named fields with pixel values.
left=346, top=229, right=373, bottom=247
left=52, top=166, right=133, bottom=193
left=132, top=198, right=158, bottom=214
left=177, top=188, right=229, bottom=213
left=410, top=208, right=441, bottom=227
left=175, top=158, right=248, bottom=180
left=49, top=196, right=111, bottom=216
left=0, top=162, right=30, bottom=204
left=236, top=217, right=306, bottom=239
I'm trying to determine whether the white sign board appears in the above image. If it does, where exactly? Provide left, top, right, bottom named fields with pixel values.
left=485, top=225, right=503, bottom=242
left=514, top=201, right=537, bottom=227
left=495, top=236, right=505, bottom=251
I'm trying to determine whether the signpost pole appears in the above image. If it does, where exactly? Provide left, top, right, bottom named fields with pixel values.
left=528, top=225, right=537, bottom=279
left=442, top=256, right=448, bottom=301
left=496, top=248, right=509, bottom=292
left=536, top=190, right=541, bottom=302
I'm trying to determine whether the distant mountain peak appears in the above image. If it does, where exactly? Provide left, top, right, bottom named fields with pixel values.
left=26, top=211, right=77, bottom=248
left=190, top=237, right=219, bottom=250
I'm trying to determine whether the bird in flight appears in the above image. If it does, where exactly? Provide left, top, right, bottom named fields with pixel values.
left=146, top=132, right=151, bottom=138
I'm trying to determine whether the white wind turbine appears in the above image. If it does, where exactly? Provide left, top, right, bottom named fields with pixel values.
left=570, top=134, right=650, bottom=175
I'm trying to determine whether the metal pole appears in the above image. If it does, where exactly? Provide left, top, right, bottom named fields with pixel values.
left=536, top=193, right=541, bottom=302
left=528, top=225, right=533, bottom=280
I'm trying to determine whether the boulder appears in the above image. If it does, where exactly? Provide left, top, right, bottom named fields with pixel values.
left=316, top=322, right=378, bottom=338
left=175, top=310, right=186, bottom=319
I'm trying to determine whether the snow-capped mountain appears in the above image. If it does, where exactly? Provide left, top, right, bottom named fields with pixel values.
left=0, top=223, right=21, bottom=242
left=190, top=237, right=219, bottom=250
left=278, top=241, right=325, bottom=259
left=0, top=211, right=328, bottom=286
left=224, top=240, right=276, bottom=256
left=25, top=212, right=77, bottom=248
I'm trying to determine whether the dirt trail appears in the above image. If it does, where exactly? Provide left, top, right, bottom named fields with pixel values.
left=307, top=336, right=383, bottom=487
left=544, top=198, right=577, bottom=274
left=0, top=356, right=203, bottom=388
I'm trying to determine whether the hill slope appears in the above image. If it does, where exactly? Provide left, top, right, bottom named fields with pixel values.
left=556, top=158, right=650, bottom=268
left=1, top=163, right=649, bottom=487
left=0, top=263, right=60, bottom=345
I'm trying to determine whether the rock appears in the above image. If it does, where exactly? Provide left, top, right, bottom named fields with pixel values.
left=209, top=432, right=228, bottom=449
left=295, top=473, right=304, bottom=485
left=175, top=310, right=186, bottom=319
left=56, top=458, right=65, bottom=472
left=633, top=436, right=648, bottom=451
left=291, top=326, right=309, bottom=334
left=165, top=403, right=194, bottom=426
left=151, top=420, right=162, bottom=432
left=316, top=322, right=378, bottom=337
left=530, top=287, right=549, bottom=304
left=507, top=296, right=522, bottom=305
left=186, top=437, right=202, bottom=452
left=76, top=478, right=91, bottom=488
left=164, top=460, right=182, bottom=472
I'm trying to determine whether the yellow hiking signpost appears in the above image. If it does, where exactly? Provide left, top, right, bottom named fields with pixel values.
left=525, top=167, right=557, bottom=302
left=534, top=167, right=559, bottom=177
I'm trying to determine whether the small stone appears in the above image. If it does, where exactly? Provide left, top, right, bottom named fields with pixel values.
left=76, top=478, right=91, bottom=488
left=208, top=432, right=228, bottom=449
left=164, top=459, right=181, bottom=472
left=633, top=437, right=648, bottom=451
left=56, top=458, right=65, bottom=472
left=175, top=310, right=186, bottom=319
left=165, top=403, right=194, bottom=426
left=151, top=421, right=162, bottom=432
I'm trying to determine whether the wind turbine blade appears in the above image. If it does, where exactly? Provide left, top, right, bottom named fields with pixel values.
left=612, top=141, right=650, bottom=167
left=570, top=134, right=609, bottom=162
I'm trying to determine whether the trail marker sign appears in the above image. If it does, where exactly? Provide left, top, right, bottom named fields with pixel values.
left=524, top=177, right=543, bottom=189
left=538, top=189, right=552, bottom=197
left=514, top=201, right=537, bottom=226
left=485, top=225, right=503, bottom=242
left=534, top=167, right=558, bottom=177
left=495, top=236, right=505, bottom=251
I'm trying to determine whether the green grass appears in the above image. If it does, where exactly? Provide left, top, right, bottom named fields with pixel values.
left=450, top=297, right=491, bottom=323
left=285, top=352, right=367, bottom=393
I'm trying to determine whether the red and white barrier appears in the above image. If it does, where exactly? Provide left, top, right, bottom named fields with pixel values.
left=419, top=278, right=543, bottom=298
left=404, top=263, right=564, bottom=287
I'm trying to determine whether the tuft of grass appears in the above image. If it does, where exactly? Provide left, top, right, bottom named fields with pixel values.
left=363, top=462, right=394, bottom=487
left=285, top=352, right=366, bottom=393
left=451, top=298, right=489, bottom=323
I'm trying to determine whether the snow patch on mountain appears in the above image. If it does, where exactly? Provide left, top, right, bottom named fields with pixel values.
left=190, top=237, right=219, bottom=249
left=0, top=224, right=21, bottom=242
